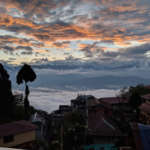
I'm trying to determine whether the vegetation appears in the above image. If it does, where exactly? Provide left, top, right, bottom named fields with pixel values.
left=16, top=64, right=36, bottom=119
left=63, top=111, right=86, bottom=150
left=120, top=84, right=150, bottom=98
left=0, top=63, right=37, bottom=124
left=119, top=84, right=150, bottom=121
left=119, top=84, right=150, bottom=108
left=0, top=63, right=14, bottom=123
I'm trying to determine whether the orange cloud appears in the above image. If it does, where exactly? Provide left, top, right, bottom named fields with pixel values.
left=0, top=14, right=42, bottom=29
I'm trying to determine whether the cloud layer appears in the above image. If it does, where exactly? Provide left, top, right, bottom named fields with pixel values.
left=1, top=0, right=150, bottom=113
left=0, top=0, right=150, bottom=65
left=29, top=88, right=119, bottom=113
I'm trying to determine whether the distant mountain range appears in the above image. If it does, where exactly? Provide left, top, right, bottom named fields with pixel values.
left=31, top=74, right=150, bottom=91
left=4, top=64, right=150, bottom=91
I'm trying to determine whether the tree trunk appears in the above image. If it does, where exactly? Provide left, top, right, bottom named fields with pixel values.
left=24, top=82, right=30, bottom=120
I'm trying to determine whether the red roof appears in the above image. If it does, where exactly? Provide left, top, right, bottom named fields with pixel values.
left=142, top=94, right=150, bottom=100
left=0, top=120, right=37, bottom=137
left=144, top=85, right=150, bottom=90
left=88, top=108, right=122, bottom=136
left=99, top=97, right=128, bottom=105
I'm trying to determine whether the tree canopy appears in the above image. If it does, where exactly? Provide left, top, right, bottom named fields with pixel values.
left=17, top=64, right=36, bottom=84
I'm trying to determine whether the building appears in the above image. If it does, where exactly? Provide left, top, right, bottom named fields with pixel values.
left=84, top=100, right=135, bottom=150
left=0, top=120, right=36, bottom=149
left=48, top=111, right=64, bottom=143
left=142, top=94, right=150, bottom=102
left=13, top=93, right=24, bottom=105
left=131, top=123, right=150, bottom=150
left=59, top=105, right=72, bottom=114
left=139, top=101, right=150, bottom=124
left=0, top=148, right=23, bottom=150
left=99, top=97, right=129, bottom=110
left=31, top=112, right=47, bottom=140
left=86, top=104, right=130, bottom=150
left=71, top=95, right=98, bottom=112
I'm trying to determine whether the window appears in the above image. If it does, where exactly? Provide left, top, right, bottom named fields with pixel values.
left=3, top=135, right=14, bottom=143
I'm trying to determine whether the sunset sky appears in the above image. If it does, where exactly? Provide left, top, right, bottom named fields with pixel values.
left=1, top=0, right=150, bottom=112
left=0, top=0, right=150, bottom=65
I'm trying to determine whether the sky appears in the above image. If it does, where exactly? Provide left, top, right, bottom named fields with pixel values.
left=1, top=0, right=150, bottom=112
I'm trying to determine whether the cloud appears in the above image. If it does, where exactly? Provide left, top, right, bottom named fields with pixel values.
left=101, top=43, right=150, bottom=60
left=121, top=43, right=150, bottom=56
left=16, top=46, right=33, bottom=51
left=28, top=87, right=119, bottom=112
left=0, top=0, right=150, bottom=65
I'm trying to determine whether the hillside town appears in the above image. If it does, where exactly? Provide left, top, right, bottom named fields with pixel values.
left=1, top=64, right=150, bottom=150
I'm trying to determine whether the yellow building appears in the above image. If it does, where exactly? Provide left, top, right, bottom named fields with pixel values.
left=0, top=120, right=36, bottom=149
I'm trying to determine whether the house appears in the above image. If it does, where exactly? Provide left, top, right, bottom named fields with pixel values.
left=48, top=111, right=64, bottom=141
left=88, top=102, right=113, bottom=120
left=99, top=97, right=128, bottom=108
left=98, top=97, right=129, bottom=113
left=141, top=94, right=150, bottom=102
left=59, top=105, right=72, bottom=114
left=84, top=101, right=134, bottom=150
left=71, top=95, right=98, bottom=112
left=86, top=104, right=129, bottom=149
left=13, top=92, right=24, bottom=105
left=0, top=148, right=23, bottom=150
left=0, top=120, right=36, bottom=149
left=131, top=123, right=150, bottom=150
left=139, top=101, right=150, bottom=124
left=31, top=112, right=47, bottom=140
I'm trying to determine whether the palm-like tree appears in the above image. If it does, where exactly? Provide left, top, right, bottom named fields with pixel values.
left=16, top=64, right=36, bottom=119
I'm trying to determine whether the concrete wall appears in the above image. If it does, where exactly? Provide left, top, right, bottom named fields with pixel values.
left=0, top=131, right=36, bottom=147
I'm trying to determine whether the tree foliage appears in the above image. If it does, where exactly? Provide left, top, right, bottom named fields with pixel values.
left=129, top=92, right=142, bottom=109
left=120, top=84, right=150, bottom=99
left=0, top=63, right=14, bottom=122
left=16, top=64, right=36, bottom=119
left=17, top=64, right=36, bottom=84
left=63, top=111, right=86, bottom=150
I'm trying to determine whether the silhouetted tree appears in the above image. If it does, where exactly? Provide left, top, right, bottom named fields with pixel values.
left=129, top=92, right=142, bottom=109
left=0, top=63, right=14, bottom=122
left=119, top=84, right=150, bottom=99
left=129, top=92, right=142, bottom=121
left=16, top=64, right=36, bottom=119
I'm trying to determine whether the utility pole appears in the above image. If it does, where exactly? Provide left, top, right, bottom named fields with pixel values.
left=84, top=96, right=88, bottom=145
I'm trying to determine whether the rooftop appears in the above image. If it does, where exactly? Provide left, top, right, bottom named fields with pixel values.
left=88, top=108, right=122, bottom=136
left=140, top=101, right=150, bottom=114
left=0, top=148, right=23, bottom=150
left=99, top=97, right=128, bottom=105
left=0, top=120, right=37, bottom=137
left=142, top=94, right=150, bottom=100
